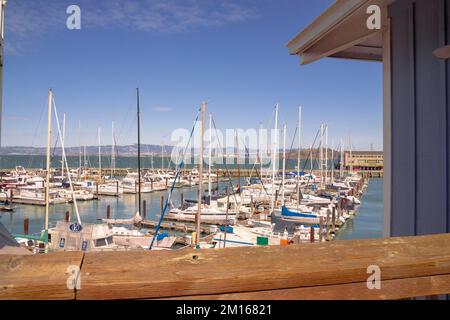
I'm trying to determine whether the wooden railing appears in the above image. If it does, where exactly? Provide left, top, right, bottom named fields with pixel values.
left=1, top=233, right=450, bottom=300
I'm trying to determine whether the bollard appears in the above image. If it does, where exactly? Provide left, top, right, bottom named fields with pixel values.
left=107, top=205, right=111, bottom=220
left=161, top=195, right=164, bottom=214
left=310, top=226, right=315, bottom=243
left=65, top=210, right=70, bottom=222
left=24, top=218, right=29, bottom=235
left=143, top=200, right=147, bottom=219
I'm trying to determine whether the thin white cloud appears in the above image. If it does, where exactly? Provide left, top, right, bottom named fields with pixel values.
left=4, top=0, right=258, bottom=51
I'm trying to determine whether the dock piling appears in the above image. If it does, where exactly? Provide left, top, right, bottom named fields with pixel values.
left=23, top=218, right=29, bottom=235
left=143, top=200, right=146, bottom=219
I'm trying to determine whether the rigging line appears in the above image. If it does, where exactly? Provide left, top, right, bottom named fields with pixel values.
left=236, top=127, right=271, bottom=196
left=274, top=125, right=298, bottom=199
left=149, top=108, right=201, bottom=250
left=301, top=128, right=321, bottom=189
left=52, top=96, right=82, bottom=225
left=210, top=116, right=240, bottom=207
left=27, top=99, right=47, bottom=169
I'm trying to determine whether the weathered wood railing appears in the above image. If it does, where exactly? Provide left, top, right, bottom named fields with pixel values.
left=1, top=233, right=450, bottom=300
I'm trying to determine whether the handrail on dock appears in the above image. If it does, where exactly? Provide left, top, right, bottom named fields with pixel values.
left=1, top=233, right=449, bottom=300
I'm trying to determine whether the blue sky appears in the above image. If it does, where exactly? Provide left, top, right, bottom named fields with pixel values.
left=2, top=0, right=382, bottom=150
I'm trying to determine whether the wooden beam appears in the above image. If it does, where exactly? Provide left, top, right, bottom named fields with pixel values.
left=0, top=251, right=83, bottom=300
left=163, top=274, right=450, bottom=300
left=76, top=234, right=450, bottom=300
left=2, top=234, right=450, bottom=300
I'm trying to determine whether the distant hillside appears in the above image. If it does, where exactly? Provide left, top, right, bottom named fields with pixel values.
left=0, top=144, right=174, bottom=156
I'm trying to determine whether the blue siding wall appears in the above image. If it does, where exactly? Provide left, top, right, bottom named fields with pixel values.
left=389, top=0, right=449, bottom=236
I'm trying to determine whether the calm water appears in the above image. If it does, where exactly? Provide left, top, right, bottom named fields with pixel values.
left=0, top=178, right=384, bottom=239
left=0, top=180, right=239, bottom=236
left=335, top=178, right=383, bottom=240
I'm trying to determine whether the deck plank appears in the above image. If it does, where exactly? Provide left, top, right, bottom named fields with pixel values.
left=0, top=251, right=84, bottom=300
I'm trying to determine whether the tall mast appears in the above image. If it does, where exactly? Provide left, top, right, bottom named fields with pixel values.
left=111, top=121, right=115, bottom=178
left=297, top=106, right=302, bottom=204
left=271, top=104, right=279, bottom=211
left=281, top=124, right=286, bottom=206
left=196, top=101, right=206, bottom=245
left=259, top=122, right=263, bottom=174
left=78, top=120, right=82, bottom=172
left=208, top=112, right=212, bottom=199
left=235, top=129, right=241, bottom=193
left=136, top=88, right=142, bottom=215
left=98, top=127, right=101, bottom=179
left=331, top=138, right=334, bottom=183
left=61, top=113, right=66, bottom=180
left=44, top=89, right=53, bottom=232
left=349, top=136, right=353, bottom=174
left=340, top=139, right=344, bottom=178
left=320, top=124, right=324, bottom=186
left=325, top=124, right=328, bottom=184
left=161, top=145, right=164, bottom=171
left=83, top=145, right=87, bottom=169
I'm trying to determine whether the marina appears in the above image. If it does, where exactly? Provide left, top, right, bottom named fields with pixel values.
left=2, top=0, right=449, bottom=303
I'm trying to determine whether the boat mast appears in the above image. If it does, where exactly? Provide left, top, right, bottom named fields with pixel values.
left=331, top=138, right=334, bottom=183
left=136, top=88, right=142, bottom=215
left=297, top=106, right=302, bottom=206
left=281, top=124, right=286, bottom=206
left=98, top=127, right=101, bottom=179
left=325, top=124, right=328, bottom=185
left=259, top=122, right=263, bottom=174
left=320, top=124, right=324, bottom=186
left=161, top=144, right=164, bottom=171
left=195, top=101, right=206, bottom=245
left=61, top=113, right=66, bottom=180
left=111, top=121, right=115, bottom=178
left=340, top=139, right=344, bottom=179
left=78, top=120, right=82, bottom=174
left=349, top=136, right=353, bottom=174
left=44, top=89, right=52, bottom=232
left=208, top=112, right=212, bottom=199
left=270, top=104, right=279, bottom=212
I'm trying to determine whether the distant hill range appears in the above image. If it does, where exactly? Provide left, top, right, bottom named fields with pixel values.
left=0, top=144, right=175, bottom=156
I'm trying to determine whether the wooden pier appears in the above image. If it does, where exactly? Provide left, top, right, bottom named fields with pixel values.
left=0, top=233, right=449, bottom=300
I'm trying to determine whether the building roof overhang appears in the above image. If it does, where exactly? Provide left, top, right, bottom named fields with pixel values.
left=287, top=0, right=394, bottom=65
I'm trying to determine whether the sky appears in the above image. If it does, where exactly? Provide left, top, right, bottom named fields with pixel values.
left=2, top=0, right=383, bottom=151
